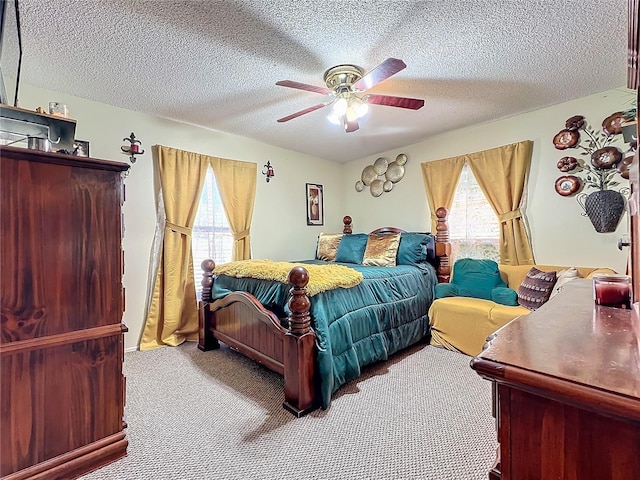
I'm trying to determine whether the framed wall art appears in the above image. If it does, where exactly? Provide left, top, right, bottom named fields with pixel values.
left=73, top=139, right=90, bottom=157
left=306, top=183, right=324, bottom=226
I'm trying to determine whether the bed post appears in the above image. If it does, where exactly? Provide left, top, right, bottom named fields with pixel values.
left=283, top=266, right=317, bottom=417
left=435, top=207, right=451, bottom=283
left=343, top=215, right=352, bottom=234
left=198, top=259, right=220, bottom=351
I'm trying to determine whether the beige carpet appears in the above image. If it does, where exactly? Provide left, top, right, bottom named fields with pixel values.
left=80, top=342, right=497, bottom=480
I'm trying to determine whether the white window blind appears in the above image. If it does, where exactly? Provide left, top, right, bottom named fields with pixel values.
left=192, top=168, right=233, bottom=298
left=448, top=163, right=500, bottom=263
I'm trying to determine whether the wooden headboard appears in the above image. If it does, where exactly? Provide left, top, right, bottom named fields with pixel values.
left=341, top=208, right=451, bottom=283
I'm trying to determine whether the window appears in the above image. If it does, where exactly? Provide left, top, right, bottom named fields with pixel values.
left=448, top=163, right=500, bottom=263
left=192, top=168, right=233, bottom=298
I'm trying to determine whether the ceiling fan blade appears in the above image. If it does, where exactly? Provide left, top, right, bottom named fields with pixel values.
left=276, top=80, right=332, bottom=95
left=344, top=116, right=359, bottom=133
left=353, top=58, right=407, bottom=91
left=277, top=103, right=328, bottom=123
left=365, top=94, right=424, bottom=110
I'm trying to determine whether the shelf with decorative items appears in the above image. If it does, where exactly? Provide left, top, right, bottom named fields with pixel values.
left=553, top=110, right=637, bottom=233
left=0, top=104, right=76, bottom=152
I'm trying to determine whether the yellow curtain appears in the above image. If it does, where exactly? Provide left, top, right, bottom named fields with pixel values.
left=421, top=156, right=465, bottom=231
left=140, top=146, right=209, bottom=350
left=466, top=140, right=535, bottom=265
left=210, top=157, right=257, bottom=260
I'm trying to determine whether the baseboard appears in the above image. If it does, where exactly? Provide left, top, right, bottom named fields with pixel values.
left=3, top=432, right=127, bottom=480
left=125, top=346, right=139, bottom=353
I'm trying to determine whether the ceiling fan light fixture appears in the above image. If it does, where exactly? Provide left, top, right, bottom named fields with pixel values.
left=333, top=97, right=348, bottom=116
left=276, top=58, right=423, bottom=133
left=345, top=107, right=358, bottom=123
left=327, top=111, right=342, bottom=126
left=352, top=96, right=368, bottom=118
left=328, top=95, right=369, bottom=128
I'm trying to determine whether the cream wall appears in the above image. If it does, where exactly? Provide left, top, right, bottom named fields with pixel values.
left=17, top=83, right=344, bottom=350
left=15, top=84, right=633, bottom=350
left=341, top=88, right=633, bottom=274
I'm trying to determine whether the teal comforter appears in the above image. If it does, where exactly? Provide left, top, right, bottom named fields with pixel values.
left=212, top=260, right=437, bottom=408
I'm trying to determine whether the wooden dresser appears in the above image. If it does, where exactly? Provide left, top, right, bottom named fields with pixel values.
left=0, top=146, right=129, bottom=479
left=471, top=279, right=640, bottom=480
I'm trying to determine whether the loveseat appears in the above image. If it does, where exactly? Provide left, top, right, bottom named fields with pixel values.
left=428, top=263, right=616, bottom=356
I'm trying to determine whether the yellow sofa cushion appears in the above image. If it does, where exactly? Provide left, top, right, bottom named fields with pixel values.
left=429, top=296, right=529, bottom=356
left=429, top=264, right=617, bottom=356
left=489, top=303, right=531, bottom=325
left=498, top=265, right=615, bottom=290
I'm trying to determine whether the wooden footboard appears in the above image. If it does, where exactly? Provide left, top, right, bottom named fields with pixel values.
left=198, top=261, right=317, bottom=417
left=198, top=212, right=451, bottom=417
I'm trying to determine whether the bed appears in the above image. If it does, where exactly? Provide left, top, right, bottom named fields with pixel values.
left=198, top=209, right=451, bottom=416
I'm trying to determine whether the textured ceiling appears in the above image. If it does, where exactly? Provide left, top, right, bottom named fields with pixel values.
left=10, top=0, right=630, bottom=162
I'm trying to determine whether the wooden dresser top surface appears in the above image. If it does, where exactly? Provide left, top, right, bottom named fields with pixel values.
left=475, top=279, right=640, bottom=401
left=0, top=145, right=129, bottom=171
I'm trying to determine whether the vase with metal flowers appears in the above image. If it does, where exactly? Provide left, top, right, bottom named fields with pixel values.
left=552, top=112, right=635, bottom=233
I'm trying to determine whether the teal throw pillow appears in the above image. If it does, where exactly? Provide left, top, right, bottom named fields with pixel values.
left=397, top=232, right=430, bottom=265
left=435, top=283, right=459, bottom=298
left=335, top=233, right=368, bottom=264
left=491, top=287, right=519, bottom=306
left=424, top=235, right=435, bottom=261
left=451, top=258, right=507, bottom=300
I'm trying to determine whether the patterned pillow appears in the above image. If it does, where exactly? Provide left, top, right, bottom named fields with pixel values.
left=517, top=267, right=557, bottom=310
left=316, top=233, right=343, bottom=261
left=362, top=233, right=401, bottom=267
left=549, top=267, right=581, bottom=299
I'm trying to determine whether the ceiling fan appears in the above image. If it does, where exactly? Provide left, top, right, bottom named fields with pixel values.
left=276, top=58, right=424, bottom=133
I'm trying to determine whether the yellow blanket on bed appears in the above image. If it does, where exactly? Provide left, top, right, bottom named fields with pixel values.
left=214, top=259, right=363, bottom=296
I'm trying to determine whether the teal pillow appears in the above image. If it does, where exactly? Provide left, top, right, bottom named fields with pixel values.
left=424, top=235, right=435, bottom=262
left=451, top=258, right=507, bottom=300
left=491, top=287, right=519, bottom=306
left=435, top=283, right=459, bottom=298
left=335, top=233, right=368, bottom=264
left=397, top=232, right=430, bottom=265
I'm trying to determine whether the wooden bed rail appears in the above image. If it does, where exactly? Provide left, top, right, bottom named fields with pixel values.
left=198, top=259, right=317, bottom=416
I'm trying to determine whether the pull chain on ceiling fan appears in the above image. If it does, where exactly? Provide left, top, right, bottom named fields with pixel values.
left=276, top=58, right=424, bottom=133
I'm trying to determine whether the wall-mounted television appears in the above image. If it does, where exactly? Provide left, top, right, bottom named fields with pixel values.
left=0, top=0, right=22, bottom=107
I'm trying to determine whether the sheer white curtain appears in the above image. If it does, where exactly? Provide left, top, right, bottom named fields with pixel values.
left=448, top=163, right=500, bottom=263
left=191, top=167, right=233, bottom=298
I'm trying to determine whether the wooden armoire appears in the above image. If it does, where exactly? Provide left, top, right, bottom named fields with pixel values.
left=0, top=146, right=129, bottom=479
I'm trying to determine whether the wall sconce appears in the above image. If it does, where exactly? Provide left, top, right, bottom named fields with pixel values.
left=262, top=160, right=275, bottom=182
left=121, top=132, right=144, bottom=164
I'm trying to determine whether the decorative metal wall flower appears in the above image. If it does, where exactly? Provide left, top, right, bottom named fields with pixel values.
left=355, top=153, right=407, bottom=197
left=552, top=113, right=634, bottom=233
